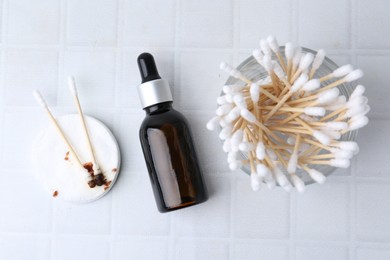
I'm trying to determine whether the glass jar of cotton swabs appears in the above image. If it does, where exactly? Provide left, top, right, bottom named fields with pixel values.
left=207, top=36, right=369, bottom=193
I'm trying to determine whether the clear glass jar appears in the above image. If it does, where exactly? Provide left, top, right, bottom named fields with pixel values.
left=223, top=47, right=357, bottom=185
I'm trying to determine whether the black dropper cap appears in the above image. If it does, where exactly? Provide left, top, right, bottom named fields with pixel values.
left=137, top=53, right=162, bottom=83
left=136, top=53, right=173, bottom=108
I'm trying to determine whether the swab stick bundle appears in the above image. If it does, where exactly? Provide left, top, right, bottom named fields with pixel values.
left=207, top=36, right=369, bottom=193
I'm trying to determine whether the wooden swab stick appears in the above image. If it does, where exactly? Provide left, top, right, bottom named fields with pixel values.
left=33, top=90, right=84, bottom=169
left=68, top=76, right=102, bottom=175
left=319, top=64, right=353, bottom=82
left=316, top=69, right=363, bottom=93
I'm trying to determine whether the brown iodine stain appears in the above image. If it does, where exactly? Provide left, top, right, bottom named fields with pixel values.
left=53, top=190, right=59, bottom=197
left=83, top=162, right=94, bottom=176
left=83, top=162, right=110, bottom=188
left=64, top=151, right=70, bottom=161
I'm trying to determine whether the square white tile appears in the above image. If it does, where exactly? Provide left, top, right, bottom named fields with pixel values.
left=66, top=0, right=118, bottom=46
left=296, top=181, right=350, bottom=240
left=54, top=196, right=111, bottom=235
left=2, top=108, right=47, bottom=169
left=234, top=243, right=289, bottom=260
left=119, top=50, right=174, bottom=108
left=357, top=55, right=390, bottom=114
left=357, top=0, right=390, bottom=48
left=298, top=0, right=349, bottom=49
left=356, top=119, right=390, bottom=178
left=0, top=236, right=51, bottom=260
left=356, top=181, right=390, bottom=242
left=111, top=173, right=171, bottom=235
left=178, top=51, right=232, bottom=110
left=356, top=247, right=390, bottom=260
left=61, top=50, right=116, bottom=107
left=0, top=171, right=52, bottom=233
left=174, top=239, right=229, bottom=260
left=234, top=179, right=290, bottom=239
left=54, top=236, right=110, bottom=260
left=172, top=176, right=230, bottom=237
left=117, top=113, right=148, bottom=173
left=295, top=245, right=349, bottom=260
left=112, top=237, right=169, bottom=260
left=182, top=111, right=230, bottom=174
left=0, top=0, right=3, bottom=43
left=239, top=0, right=292, bottom=48
left=180, top=0, right=233, bottom=48
left=4, top=49, right=58, bottom=106
left=123, top=0, right=175, bottom=47
left=6, top=0, right=60, bottom=44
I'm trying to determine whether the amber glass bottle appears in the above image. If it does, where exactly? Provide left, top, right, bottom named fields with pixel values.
left=137, top=53, right=208, bottom=213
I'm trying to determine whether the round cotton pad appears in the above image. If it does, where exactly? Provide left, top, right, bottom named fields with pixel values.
left=32, top=114, right=120, bottom=203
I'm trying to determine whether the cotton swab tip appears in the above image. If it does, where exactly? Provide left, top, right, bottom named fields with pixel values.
left=290, top=174, right=305, bottom=193
left=266, top=35, right=279, bottom=52
left=325, top=121, right=348, bottom=130
left=307, top=169, right=326, bottom=184
left=259, top=39, right=271, bottom=55
left=252, top=49, right=264, bottom=64
left=344, top=69, right=364, bottom=82
left=298, top=53, right=314, bottom=71
left=313, top=130, right=331, bottom=145
left=216, top=104, right=233, bottom=116
left=206, top=116, right=219, bottom=131
left=240, top=109, right=257, bottom=123
left=350, top=85, right=366, bottom=99
left=332, top=64, right=353, bottom=77
left=250, top=83, right=260, bottom=102
left=285, top=42, right=295, bottom=59
left=348, top=115, right=369, bottom=130
left=256, top=142, right=266, bottom=160
left=273, top=167, right=290, bottom=187
left=287, top=153, right=298, bottom=174
left=291, top=73, right=309, bottom=92
left=250, top=172, right=262, bottom=191
left=330, top=159, right=350, bottom=168
left=239, top=142, right=255, bottom=152
left=337, top=141, right=359, bottom=154
left=33, top=90, right=47, bottom=108
left=256, top=163, right=270, bottom=177
left=229, top=160, right=242, bottom=171
left=317, top=88, right=340, bottom=104
left=311, top=49, right=326, bottom=70
left=302, top=79, right=321, bottom=92
left=333, top=149, right=354, bottom=159
left=292, top=48, right=302, bottom=66
left=304, top=107, right=326, bottom=116
left=67, top=76, right=78, bottom=96
left=262, top=55, right=273, bottom=72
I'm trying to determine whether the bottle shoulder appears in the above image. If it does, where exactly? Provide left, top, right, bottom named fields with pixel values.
left=140, top=108, right=189, bottom=129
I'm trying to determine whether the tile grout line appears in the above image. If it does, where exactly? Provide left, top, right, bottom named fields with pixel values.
left=349, top=1, right=357, bottom=259
left=50, top=0, right=68, bottom=258
left=0, top=0, right=7, bottom=168
left=290, top=1, right=299, bottom=259
left=109, top=0, right=124, bottom=258
left=229, top=0, right=240, bottom=258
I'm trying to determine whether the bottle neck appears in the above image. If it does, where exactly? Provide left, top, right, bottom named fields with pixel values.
left=144, top=101, right=173, bottom=115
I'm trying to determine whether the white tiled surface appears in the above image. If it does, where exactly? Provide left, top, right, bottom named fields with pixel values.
left=0, top=0, right=389, bottom=259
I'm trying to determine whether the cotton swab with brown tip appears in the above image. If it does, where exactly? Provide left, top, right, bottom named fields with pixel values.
left=33, top=90, right=89, bottom=180
left=68, top=76, right=106, bottom=188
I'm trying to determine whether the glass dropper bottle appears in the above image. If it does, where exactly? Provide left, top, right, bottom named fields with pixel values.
left=137, top=53, right=208, bottom=213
